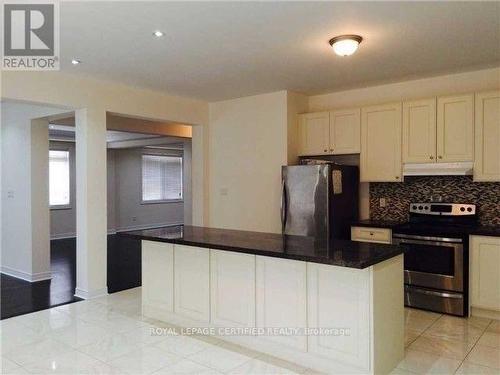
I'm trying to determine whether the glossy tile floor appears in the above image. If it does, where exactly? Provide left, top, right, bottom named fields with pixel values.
left=1, top=287, right=499, bottom=374
left=399, top=308, right=500, bottom=374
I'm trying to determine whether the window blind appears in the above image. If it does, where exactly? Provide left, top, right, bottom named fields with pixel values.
left=49, top=150, right=70, bottom=206
left=142, top=154, right=183, bottom=202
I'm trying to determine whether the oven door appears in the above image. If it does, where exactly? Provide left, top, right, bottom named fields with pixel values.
left=393, top=234, right=463, bottom=292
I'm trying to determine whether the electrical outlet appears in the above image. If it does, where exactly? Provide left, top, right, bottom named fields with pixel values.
left=220, top=188, right=228, bottom=196
left=132, top=216, right=137, bottom=222
left=379, top=198, right=387, bottom=208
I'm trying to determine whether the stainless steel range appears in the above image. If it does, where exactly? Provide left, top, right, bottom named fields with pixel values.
left=392, top=203, right=477, bottom=317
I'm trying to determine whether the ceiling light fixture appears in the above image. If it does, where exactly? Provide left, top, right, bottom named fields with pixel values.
left=71, top=59, right=81, bottom=65
left=329, top=35, right=363, bottom=56
left=153, top=30, right=164, bottom=38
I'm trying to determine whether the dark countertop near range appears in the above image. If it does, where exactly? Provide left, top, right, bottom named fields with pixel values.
left=468, top=226, right=500, bottom=237
left=352, top=220, right=500, bottom=237
left=121, top=225, right=403, bottom=269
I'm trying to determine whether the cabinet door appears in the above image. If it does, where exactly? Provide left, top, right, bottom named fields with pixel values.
left=256, top=256, right=307, bottom=351
left=474, top=90, right=500, bottom=181
left=330, top=108, right=361, bottom=154
left=298, top=112, right=330, bottom=156
left=361, top=103, right=402, bottom=182
left=210, top=250, right=256, bottom=328
left=437, top=94, right=474, bottom=162
left=142, top=240, right=174, bottom=312
left=307, top=263, right=370, bottom=370
left=403, top=98, right=437, bottom=163
left=470, top=236, right=500, bottom=311
left=174, top=245, right=210, bottom=322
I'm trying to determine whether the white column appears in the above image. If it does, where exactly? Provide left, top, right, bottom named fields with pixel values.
left=191, top=125, right=208, bottom=226
left=30, top=119, right=51, bottom=280
left=75, top=107, right=108, bottom=299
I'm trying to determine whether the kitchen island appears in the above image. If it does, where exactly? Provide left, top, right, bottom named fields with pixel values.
left=123, top=225, right=404, bottom=374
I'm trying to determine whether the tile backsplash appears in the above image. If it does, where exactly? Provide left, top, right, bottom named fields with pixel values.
left=370, top=176, right=500, bottom=226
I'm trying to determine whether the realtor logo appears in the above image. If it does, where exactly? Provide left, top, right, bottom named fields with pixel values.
left=2, top=2, right=59, bottom=70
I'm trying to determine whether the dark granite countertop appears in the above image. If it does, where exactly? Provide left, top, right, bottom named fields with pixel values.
left=468, top=226, right=500, bottom=237
left=121, top=225, right=403, bottom=269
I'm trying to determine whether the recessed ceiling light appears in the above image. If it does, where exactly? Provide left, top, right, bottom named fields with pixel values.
left=71, top=59, right=81, bottom=65
left=329, top=35, right=363, bottom=57
left=153, top=30, right=164, bottom=38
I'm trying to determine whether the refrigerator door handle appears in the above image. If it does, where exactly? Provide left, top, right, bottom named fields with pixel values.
left=281, top=179, right=287, bottom=232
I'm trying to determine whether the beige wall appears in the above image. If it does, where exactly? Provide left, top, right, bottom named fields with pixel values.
left=208, top=91, right=289, bottom=233
left=309, top=67, right=500, bottom=111
left=1, top=71, right=209, bottom=230
left=286, top=91, right=309, bottom=165
left=1, top=71, right=208, bottom=126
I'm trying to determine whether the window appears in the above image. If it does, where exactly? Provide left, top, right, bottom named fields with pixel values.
left=142, top=154, right=183, bottom=202
left=49, top=150, right=70, bottom=207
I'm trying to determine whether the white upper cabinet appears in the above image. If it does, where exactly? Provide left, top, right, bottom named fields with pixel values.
left=298, top=112, right=330, bottom=156
left=403, top=98, right=437, bottom=163
left=437, top=94, right=474, bottom=162
left=361, top=103, right=402, bottom=182
left=298, top=109, right=360, bottom=156
left=329, top=109, right=361, bottom=154
left=474, top=90, right=500, bottom=182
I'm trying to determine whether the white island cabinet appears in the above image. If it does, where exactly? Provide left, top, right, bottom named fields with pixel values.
left=210, top=250, right=256, bottom=328
left=256, top=256, right=308, bottom=351
left=141, top=240, right=403, bottom=374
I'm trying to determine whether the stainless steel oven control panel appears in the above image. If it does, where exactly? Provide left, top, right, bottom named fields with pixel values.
left=409, top=203, right=476, bottom=216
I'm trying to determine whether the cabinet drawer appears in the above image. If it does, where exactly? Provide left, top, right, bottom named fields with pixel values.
left=351, top=226, right=392, bottom=244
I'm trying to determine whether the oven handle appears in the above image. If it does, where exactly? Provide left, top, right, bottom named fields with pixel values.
left=393, top=233, right=463, bottom=243
left=405, top=285, right=463, bottom=299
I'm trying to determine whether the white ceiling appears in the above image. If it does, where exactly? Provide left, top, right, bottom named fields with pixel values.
left=60, top=1, right=500, bottom=101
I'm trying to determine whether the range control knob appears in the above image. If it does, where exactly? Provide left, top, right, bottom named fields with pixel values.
left=418, top=206, right=423, bottom=210
left=460, top=207, right=465, bottom=212
left=412, top=205, right=417, bottom=210
left=467, top=207, right=473, bottom=212
left=424, top=206, right=429, bottom=210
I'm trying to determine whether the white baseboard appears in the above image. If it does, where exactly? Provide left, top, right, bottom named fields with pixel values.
left=116, top=222, right=183, bottom=233
left=471, top=306, right=500, bottom=321
left=74, top=286, right=108, bottom=300
left=1, top=266, right=52, bottom=282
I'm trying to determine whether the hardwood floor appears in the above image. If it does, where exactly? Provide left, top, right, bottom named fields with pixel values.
left=1, top=234, right=142, bottom=319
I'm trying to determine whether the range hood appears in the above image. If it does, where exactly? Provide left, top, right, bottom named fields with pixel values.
left=403, top=162, right=474, bottom=176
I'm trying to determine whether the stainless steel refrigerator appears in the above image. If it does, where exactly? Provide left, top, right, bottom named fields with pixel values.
left=281, top=164, right=359, bottom=240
